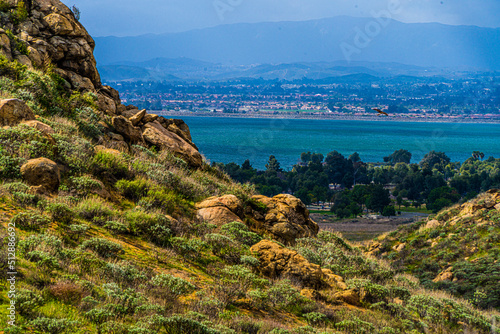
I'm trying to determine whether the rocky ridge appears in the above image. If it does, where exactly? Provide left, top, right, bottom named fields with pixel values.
left=0, top=0, right=201, bottom=166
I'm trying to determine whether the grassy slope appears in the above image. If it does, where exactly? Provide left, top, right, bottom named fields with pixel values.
left=0, top=56, right=499, bottom=333
left=370, top=191, right=500, bottom=311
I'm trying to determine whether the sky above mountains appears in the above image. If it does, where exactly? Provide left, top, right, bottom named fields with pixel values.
left=62, top=0, right=500, bottom=37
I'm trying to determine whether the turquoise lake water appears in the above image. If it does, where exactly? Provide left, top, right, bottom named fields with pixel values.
left=161, top=115, right=500, bottom=170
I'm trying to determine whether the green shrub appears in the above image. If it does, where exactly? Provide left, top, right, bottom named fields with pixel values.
left=155, top=314, right=218, bottom=334
left=16, top=289, right=45, bottom=318
left=240, top=255, right=259, bottom=267
left=26, top=250, right=60, bottom=271
left=12, top=191, right=39, bottom=207
left=303, top=312, right=327, bottom=327
left=214, top=265, right=268, bottom=306
left=104, top=261, right=147, bottom=285
left=347, top=279, right=389, bottom=304
left=204, top=233, right=242, bottom=263
left=0, top=149, right=22, bottom=179
left=247, top=288, right=269, bottom=309
left=85, top=308, right=114, bottom=326
left=335, top=317, right=375, bottom=334
left=125, top=210, right=172, bottom=246
left=10, top=211, right=49, bottom=231
left=267, top=280, right=305, bottom=310
left=137, top=188, right=180, bottom=213
left=19, top=233, right=63, bottom=258
left=76, top=196, right=114, bottom=225
left=0, top=54, right=26, bottom=81
left=150, top=274, right=195, bottom=297
left=171, top=237, right=209, bottom=261
left=46, top=202, right=74, bottom=224
left=67, top=175, right=102, bottom=196
left=382, top=205, right=396, bottom=217
left=104, top=220, right=128, bottom=234
left=116, top=178, right=150, bottom=201
left=102, top=283, right=145, bottom=315
left=80, top=238, right=123, bottom=258
left=220, top=221, right=262, bottom=246
left=0, top=1, right=11, bottom=12
left=92, top=150, right=129, bottom=179
left=5, top=30, right=28, bottom=55
left=68, top=224, right=89, bottom=239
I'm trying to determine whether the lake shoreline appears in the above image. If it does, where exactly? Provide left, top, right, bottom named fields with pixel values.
left=158, top=111, right=500, bottom=124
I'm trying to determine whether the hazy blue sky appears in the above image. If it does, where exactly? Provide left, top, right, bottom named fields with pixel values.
left=62, top=0, right=500, bottom=37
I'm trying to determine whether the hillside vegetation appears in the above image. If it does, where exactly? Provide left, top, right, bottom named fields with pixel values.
left=368, top=190, right=500, bottom=310
left=0, top=1, right=499, bottom=333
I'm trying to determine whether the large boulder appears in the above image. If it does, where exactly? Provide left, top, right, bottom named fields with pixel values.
left=250, top=240, right=325, bottom=289
left=196, top=195, right=244, bottom=226
left=111, top=116, right=143, bottom=143
left=158, top=118, right=196, bottom=148
left=142, top=121, right=203, bottom=168
left=20, top=158, right=60, bottom=193
left=250, top=194, right=319, bottom=244
left=0, top=99, right=36, bottom=126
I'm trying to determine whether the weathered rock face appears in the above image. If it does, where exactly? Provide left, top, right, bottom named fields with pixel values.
left=250, top=194, right=319, bottom=244
left=196, top=195, right=244, bottom=226
left=158, top=118, right=197, bottom=149
left=0, top=99, right=35, bottom=126
left=20, top=157, right=60, bottom=193
left=250, top=240, right=325, bottom=288
left=250, top=240, right=346, bottom=290
left=111, top=116, right=143, bottom=143
left=195, top=193, right=319, bottom=244
left=142, top=121, right=203, bottom=168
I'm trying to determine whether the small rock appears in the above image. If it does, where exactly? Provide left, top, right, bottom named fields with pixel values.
left=334, top=289, right=361, bottom=306
left=321, top=268, right=348, bottom=290
left=21, top=120, right=55, bottom=135
left=392, top=243, right=405, bottom=253
left=44, top=13, right=74, bottom=35
left=109, top=132, right=124, bottom=141
left=300, top=288, right=321, bottom=300
left=112, top=116, right=143, bottom=143
left=20, top=158, right=60, bottom=193
left=0, top=99, right=36, bottom=126
left=433, top=267, right=454, bottom=283
left=129, top=109, right=146, bottom=126
left=142, top=113, right=158, bottom=123
left=425, top=219, right=440, bottom=229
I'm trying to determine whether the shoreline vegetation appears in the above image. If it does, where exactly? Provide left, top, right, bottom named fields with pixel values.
left=158, top=111, right=500, bottom=124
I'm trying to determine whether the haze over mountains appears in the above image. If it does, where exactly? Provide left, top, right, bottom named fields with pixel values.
left=94, top=16, right=500, bottom=82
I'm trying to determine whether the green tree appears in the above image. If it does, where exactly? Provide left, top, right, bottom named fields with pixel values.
left=384, top=149, right=412, bottom=165
left=382, top=205, right=396, bottom=217
left=419, top=151, right=451, bottom=172
left=265, top=155, right=282, bottom=173
left=426, top=186, right=460, bottom=213
left=365, top=184, right=391, bottom=214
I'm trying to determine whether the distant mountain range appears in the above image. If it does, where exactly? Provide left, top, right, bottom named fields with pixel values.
left=98, top=58, right=455, bottom=82
left=94, top=16, right=500, bottom=76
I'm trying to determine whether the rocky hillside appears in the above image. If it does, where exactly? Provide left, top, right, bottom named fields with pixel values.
left=0, top=1, right=499, bottom=333
left=368, top=189, right=500, bottom=310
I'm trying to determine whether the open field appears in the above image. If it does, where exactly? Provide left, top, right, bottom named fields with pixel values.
left=311, top=211, right=429, bottom=242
